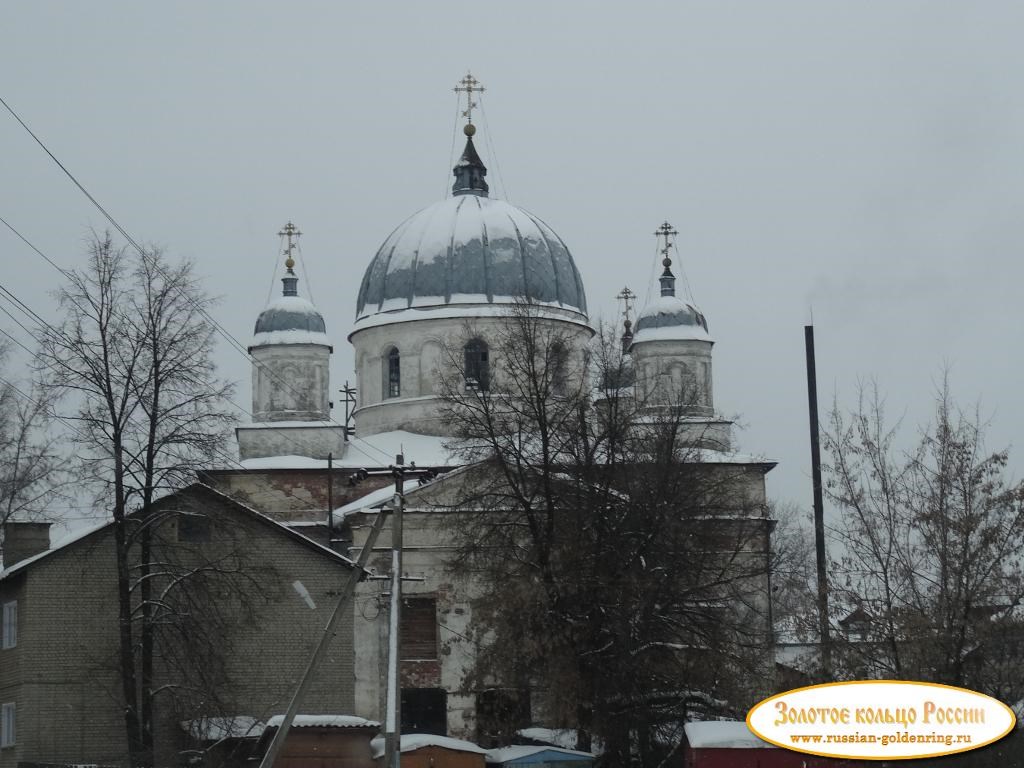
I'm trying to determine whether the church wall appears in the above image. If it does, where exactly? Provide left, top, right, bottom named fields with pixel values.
left=631, top=338, right=715, bottom=414
left=250, top=344, right=331, bottom=422
left=236, top=423, right=347, bottom=461
left=202, top=468, right=393, bottom=524
left=350, top=313, right=592, bottom=436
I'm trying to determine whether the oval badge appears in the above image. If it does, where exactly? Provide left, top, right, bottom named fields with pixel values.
left=746, top=681, right=1015, bottom=760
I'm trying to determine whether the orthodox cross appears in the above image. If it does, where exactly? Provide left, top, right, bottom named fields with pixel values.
left=454, top=72, right=485, bottom=124
left=616, top=286, right=636, bottom=325
left=278, top=221, right=302, bottom=266
left=654, top=221, right=678, bottom=260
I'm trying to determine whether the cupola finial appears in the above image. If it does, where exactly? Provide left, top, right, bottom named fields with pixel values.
left=654, top=221, right=678, bottom=297
left=617, top=286, right=636, bottom=352
left=452, top=72, right=489, bottom=196
left=277, top=221, right=302, bottom=296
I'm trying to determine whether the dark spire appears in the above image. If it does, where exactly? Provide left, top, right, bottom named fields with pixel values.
left=617, top=286, right=636, bottom=353
left=452, top=124, right=489, bottom=197
left=654, top=221, right=678, bottom=297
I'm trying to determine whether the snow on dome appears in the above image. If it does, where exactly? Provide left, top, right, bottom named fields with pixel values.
left=251, top=295, right=330, bottom=349
left=355, top=195, right=588, bottom=328
left=632, top=294, right=712, bottom=344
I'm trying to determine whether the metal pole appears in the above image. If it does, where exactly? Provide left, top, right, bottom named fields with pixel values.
left=257, top=508, right=388, bottom=768
left=805, top=325, right=831, bottom=678
left=327, top=452, right=334, bottom=545
left=383, top=458, right=405, bottom=768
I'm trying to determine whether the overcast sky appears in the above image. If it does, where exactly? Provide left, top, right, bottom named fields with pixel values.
left=2, top=1, right=1022, bottom=514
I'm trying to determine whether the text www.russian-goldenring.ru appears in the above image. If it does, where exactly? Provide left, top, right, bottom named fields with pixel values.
left=789, top=732, right=973, bottom=747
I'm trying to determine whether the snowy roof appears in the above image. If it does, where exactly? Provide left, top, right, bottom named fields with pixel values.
left=235, top=430, right=461, bottom=471
left=515, top=729, right=580, bottom=750
left=356, top=195, right=588, bottom=325
left=256, top=294, right=325, bottom=328
left=632, top=295, right=712, bottom=344
left=349, top=301, right=593, bottom=337
left=238, top=420, right=341, bottom=430
left=333, top=479, right=423, bottom=520
left=683, top=721, right=773, bottom=749
left=250, top=329, right=331, bottom=348
left=370, top=734, right=488, bottom=758
left=182, top=716, right=264, bottom=741
left=0, top=483, right=357, bottom=580
left=264, top=714, right=379, bottom=729
left=486, top=746, right=594, bottom=764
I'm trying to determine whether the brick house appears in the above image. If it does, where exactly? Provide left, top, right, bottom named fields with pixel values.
left=0, top=483, right=360, bottom=768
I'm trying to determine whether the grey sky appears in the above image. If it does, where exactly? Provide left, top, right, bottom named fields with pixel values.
left=2, top=1, right=1022, bottom=511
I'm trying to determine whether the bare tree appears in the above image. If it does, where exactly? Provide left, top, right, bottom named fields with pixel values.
left=0, top=343, right=67, bottom=567
left=37, top=233, right=236, bottom=767
left=436, top=302, right=773, bottom=766
left=824, top=378, right=1024, bottom=701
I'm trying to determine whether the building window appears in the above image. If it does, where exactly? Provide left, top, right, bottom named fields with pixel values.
left=177, top=515, right=211, bottom=543
left=401, top=597, right=438, bottom=660
left=1, top=602, right=15, bottom=649
left=464, top=339, right=489, bottom=391
left=401, top=688, right=447, bottom=736
left=550, top=342, right=568, bottom=395
left=1, top=703, right=14, bottom=747
left=385, top=347, right=401, bottom=399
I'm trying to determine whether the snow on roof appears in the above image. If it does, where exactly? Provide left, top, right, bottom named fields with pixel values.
left=236, top=430, right=461, bottom=471
left=486, top=745, right=594, bottom=763
left=683, top=721, right=773, bottom=749
left=251, top=329, right=331, bottom=348
left=0, top=517, right=110, bottom=578
left=264, top=714, right=379, bottom=729
left=515, top=729, right=579, bottom=750
left=239, top=421, right=340, bottom=430
left=370, top=734, right=488, bottom=758
left=182, top=716, right=264, bottom=741
left=350, top=302, right=592, bottom=337
left=2, top=483, right=357, bottom=580
left=631, top=324, right=712, bottom=344
left=333, top=479, right=422, bottom=520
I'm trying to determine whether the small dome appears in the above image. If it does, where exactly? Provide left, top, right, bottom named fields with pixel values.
left=632, top=295, right=711, bottom=344
left=355, top=195, right=588, bottom=326
left=251, top=295, right=330, bottom=349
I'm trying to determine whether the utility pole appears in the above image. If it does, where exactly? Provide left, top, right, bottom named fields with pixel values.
left=257, top=508, right=388, bottom=768
left=384, top=454, right=406, bottom=768
left=805, top=325, right=831, bottom=678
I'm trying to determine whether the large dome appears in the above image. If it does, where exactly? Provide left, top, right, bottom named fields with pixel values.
left=355, top=194, right=588, bottom=326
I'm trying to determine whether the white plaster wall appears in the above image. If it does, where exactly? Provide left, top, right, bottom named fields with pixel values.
left=236, top=424, right=347, bottom=460
left=251, top=343, right=332, bottom=422
left=350, top=312, right=593, bottom=436
left=630, top=338, right=715, bottom=415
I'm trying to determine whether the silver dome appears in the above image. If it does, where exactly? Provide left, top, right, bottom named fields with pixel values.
left=355, top=195, right=588, bottom=322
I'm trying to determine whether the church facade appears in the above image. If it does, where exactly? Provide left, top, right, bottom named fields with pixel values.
left=206, top=94, right=776, bottom=743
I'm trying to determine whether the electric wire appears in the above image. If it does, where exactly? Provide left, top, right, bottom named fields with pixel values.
left=445, top=91, right=461, bottom=199
left=0, top=97, right=396, bottom=462
left=477, top=96, right=508, bottom=202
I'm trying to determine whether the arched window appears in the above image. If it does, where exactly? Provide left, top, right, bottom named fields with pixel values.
left=385, top=347, right=400, bottom=399
left=464, top=338, right=489, bottom=392
left=550, top=342, right=569, bottom=395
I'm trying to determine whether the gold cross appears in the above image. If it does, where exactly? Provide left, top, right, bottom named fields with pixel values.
left=654, top=221, right=678, bottom=259
left=454, top=71, right=485, bottom=124
left=278, top=221, right=302, bottom=260
left=616, top=286, right=636, bottom=323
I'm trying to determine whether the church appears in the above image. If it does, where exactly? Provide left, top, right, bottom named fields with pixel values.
left=204, top=75, right=776, bottom=746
